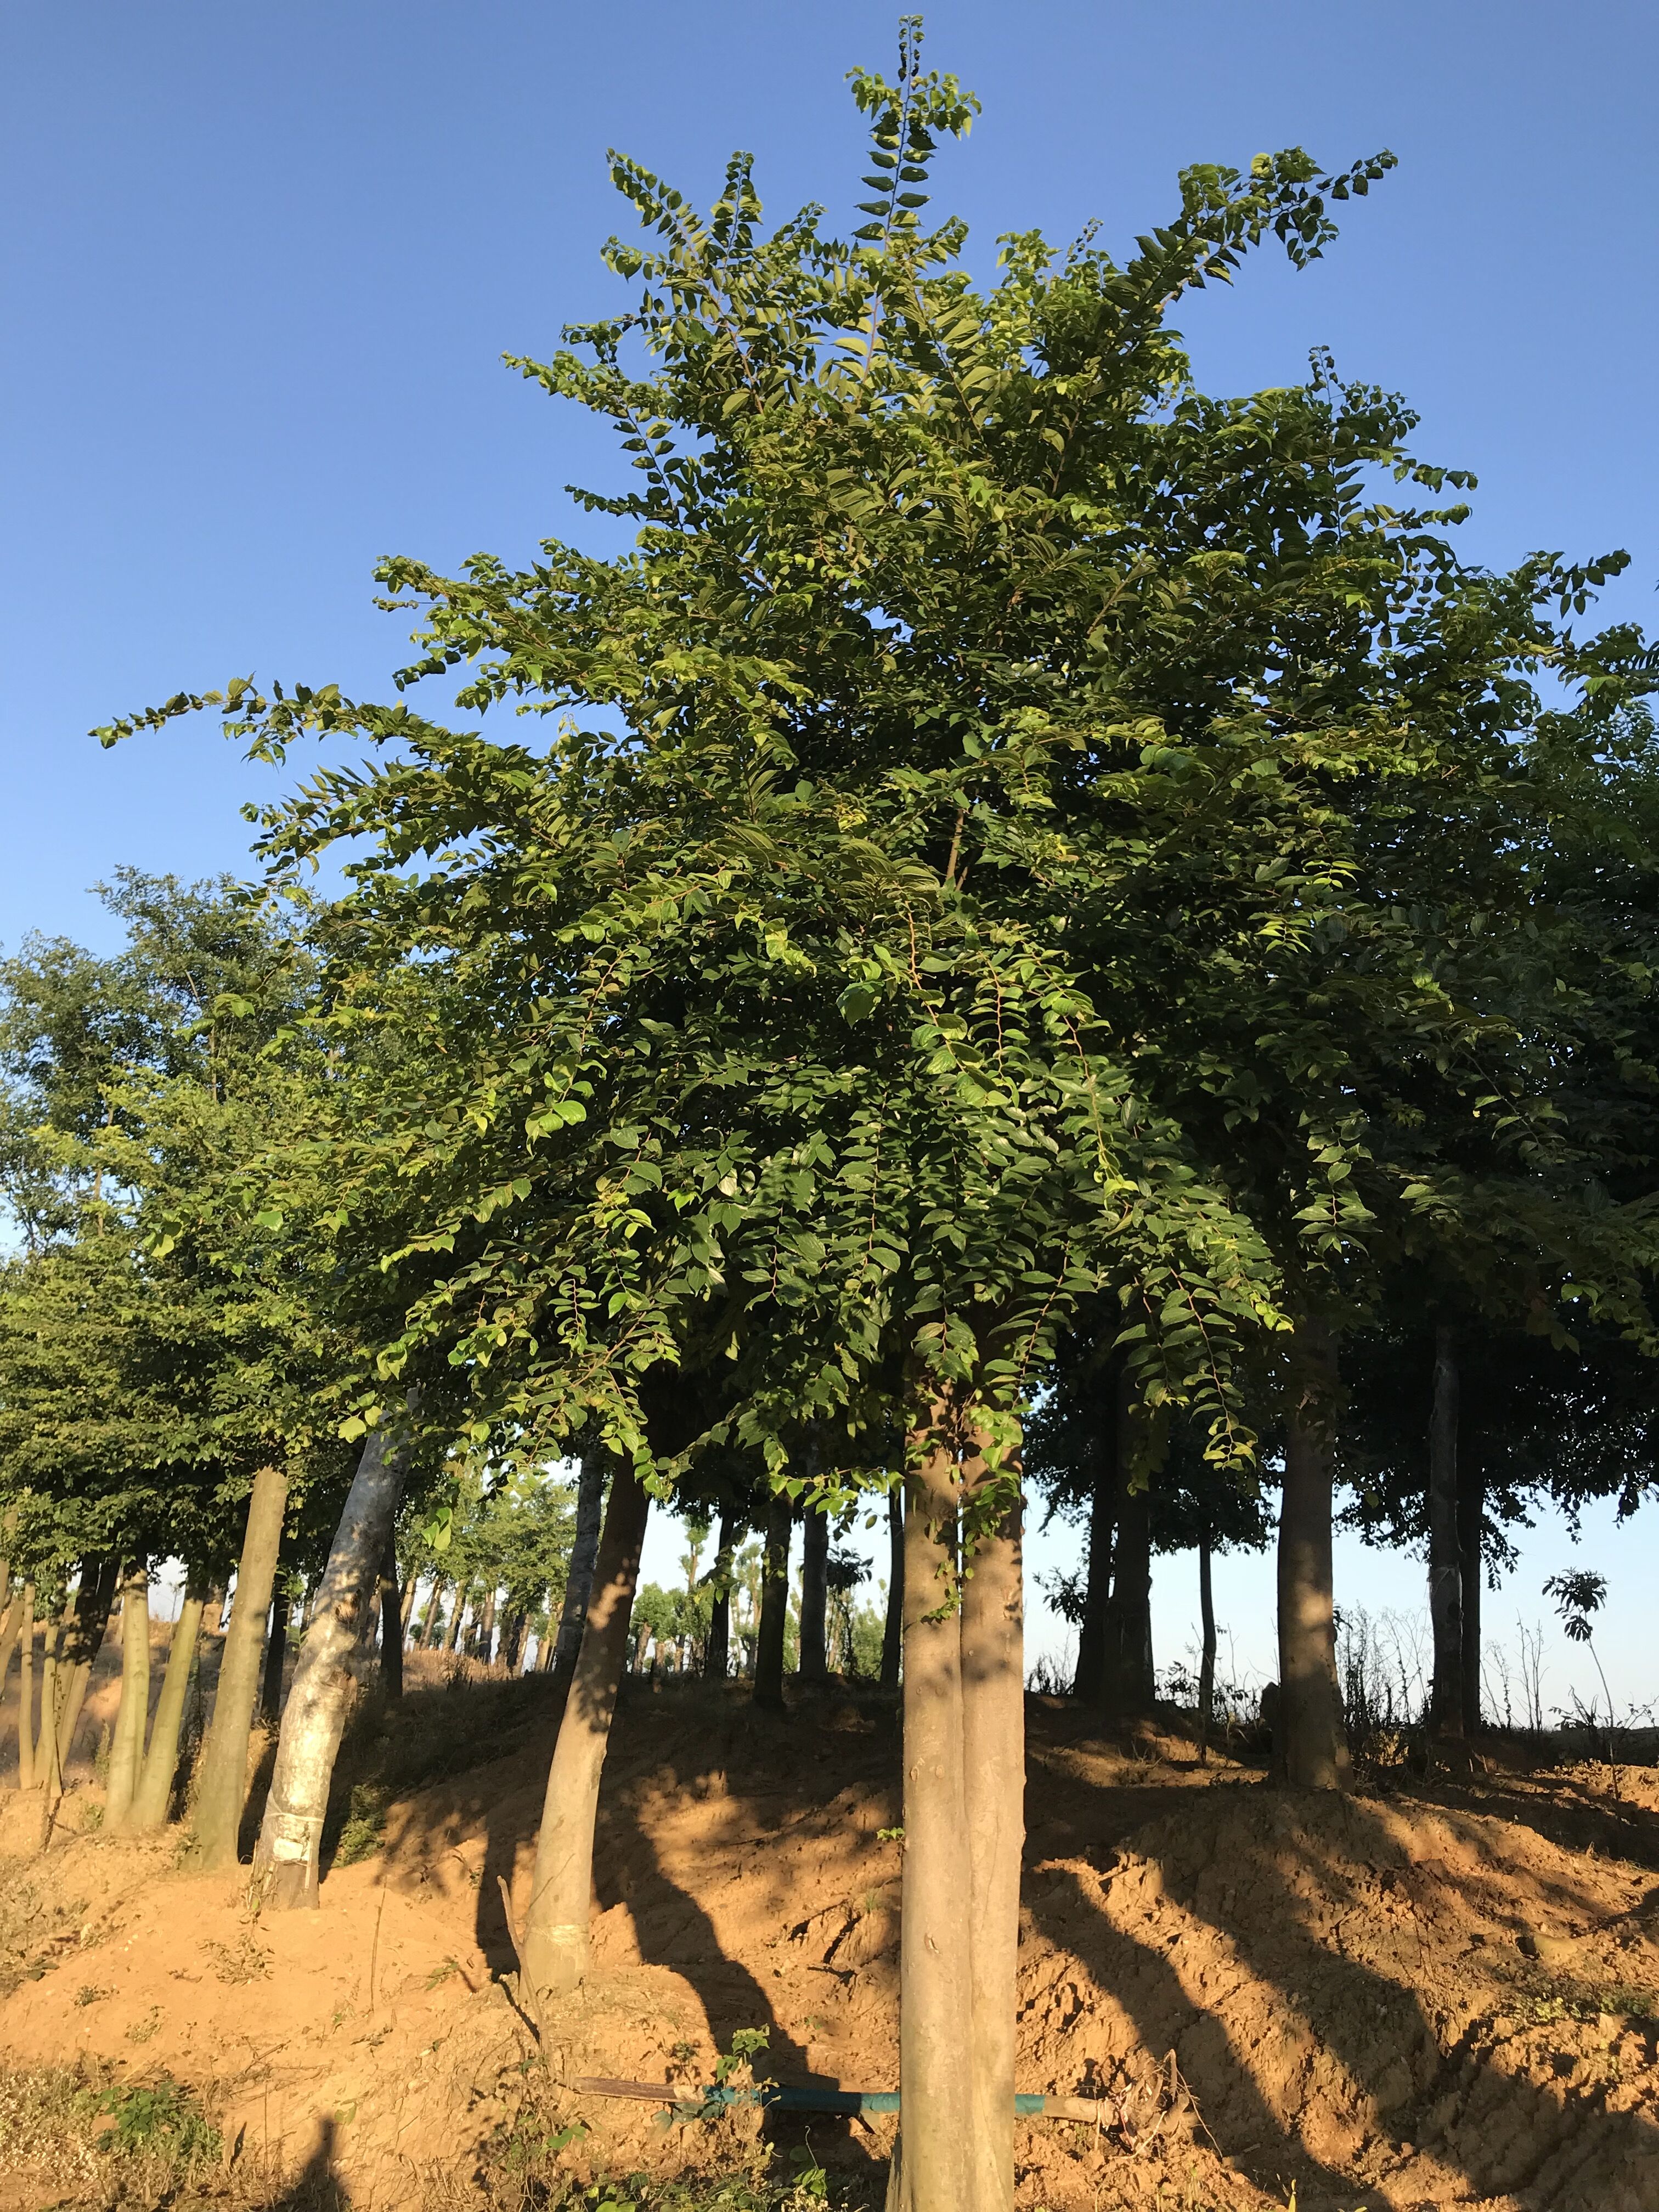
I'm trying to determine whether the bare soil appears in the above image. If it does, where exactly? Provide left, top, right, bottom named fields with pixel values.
left=0, top=1650, right=1656, bottom=2209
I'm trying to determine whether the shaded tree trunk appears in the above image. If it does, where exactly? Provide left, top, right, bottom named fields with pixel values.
left=1276, top=1323, right=1351, bottom=1790
left=106, top=1563, right=151, bottom=1832
left=880, top=1486, right=903, bottom=1692
left=1197, top=1535, right=1216, bottom=1764
left=131, top=1581, right=206, bottom=1831
left=0, top=1584, right=25, bottom=1702
left=798, top=1502, right=828, bottom=1684
left=1458, top=1452, right=1485, bottom=1735
left=15, top=1583, right=35, bottom=1791
left=35, top=1603, right=65, bottom=1798
left=752, top=1491, right=792, bottom=1711
left=960, top=1431, right=1024, bottom=2212
left=1099, top=1368, right=1153, bottom=1717
left=261, top=1590, right=290, bottom=1727
left=1427, top=1322, right=1463, bottom=1736
left=552, top=1453, right=606, bottom=1687
left=476, top=1584, right=497, bottom=1666
left=1072, top=1377, right=1119, bottom=1701
left=519, top=1463, right=651, bottom=2013
left=52, top=1556, right=119, bottom=1778
left=443, top=1582, right=471, bottom=1655
left=704, top=1513, right=738, bottom=1680
left=377, top=1542, right=403, bottom=1700
left=193, top=1466, right=288, bottom=1867
left=419, top=1581, right=447, bottom=1650
left=253, top=1420, right=411, bottom=1908
left=398, top=1572, right=417, bottom=1641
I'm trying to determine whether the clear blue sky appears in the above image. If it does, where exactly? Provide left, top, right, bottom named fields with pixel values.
left=7, top=1, right=1657, bottom=1705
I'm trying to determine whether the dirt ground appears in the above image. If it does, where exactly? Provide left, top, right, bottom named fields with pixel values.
left=0, top=1646, right=1656, bottom=2210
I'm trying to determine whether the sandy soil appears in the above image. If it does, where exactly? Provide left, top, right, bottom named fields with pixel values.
left=0, top=1653, right=1656, bottom=2209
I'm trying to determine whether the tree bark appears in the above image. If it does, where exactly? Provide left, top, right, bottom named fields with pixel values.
left=1276, top=1323, right=1352, bottom=1790
left=1071, top=1398, right=1118, bottom=1702
left=1197, top=1534, right=1216, bottom=1764
left=1427, top=1322, right=1463, bottom=1736
left=880, top=1486, right=904, bottom=1691
left=192, top=1465, right=289, bottom=1869
left=131, top=1582, right=206, bottom=1830
left=895, top=1409, right=970, bottom=2211
left=253, top=1421, right=411, bottom=1908
left=519, top=1462, right=651, bottom=2013
left=1100, top=1368, right=1154, bottom=1718
left=377, top=1542, right=403, bottom=1699
left=552, top=1453, right=607, bottom=1685
left=704, top=1513, right=738, bottom=1680
left=443, top=1582, right=471, bottom=1656
left=15, top=1583, right=35, bottom=1791
left=53, top=1556, right=118, bottom=1776
left=960, top=1435, right=1024, bottom=2212
left=0, top=1585, right=25, bottom=1704
left=261, top=1590, right=291, bottom=1726
left=1457, top=1451, right=1485, bottom=1735
left=476, top=1584, right=497, bottom=1666
left=752, top=1491, right=792, bottom=1711
left=36, top=1605, right=64, bottom=1798
left=799, top=1501, right=829, bottom=1683
left=105, top=1564, right=151, bottom=1832
left=398, top=1571, right=417, bottom=1640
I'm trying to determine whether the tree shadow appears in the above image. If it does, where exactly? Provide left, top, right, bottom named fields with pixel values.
left=258, top=2113, right=351, bottom=2210
left=1026, top=1786, right=1659, bottom=2208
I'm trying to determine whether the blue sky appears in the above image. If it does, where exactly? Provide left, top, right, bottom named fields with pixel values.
left=7, top=1, right=1657, bottom=1705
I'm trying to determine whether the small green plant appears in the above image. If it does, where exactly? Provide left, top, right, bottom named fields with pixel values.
left=714, top=2027, right=771, bottom=2087
left=73, top=1984, right=105, bottom=2007
left=202, top=1930, right=270, bottom=1984
left=333, top=1781, right=390, bottom=1866
left=126, top=2006, right=161, bottom=2045
left=92, top=2078, right=219, bottom=2162
left=876, top=1826, right=904, bottom=1846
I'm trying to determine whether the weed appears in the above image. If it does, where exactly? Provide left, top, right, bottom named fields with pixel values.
left=332, top=1780, right=390, bottom=1867
left=74, top=1983, right=106, bottom=2007
left=126, top=2006, right=161, bottom=2045
left=91, top=2076, right=221, bottom=2160
left=203, top=1930, right=272, bottom=1984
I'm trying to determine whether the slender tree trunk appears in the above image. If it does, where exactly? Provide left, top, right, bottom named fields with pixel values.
left=191, top=1466, right=288, bottom=1867
left=130, top=1582, right=206, bottom=1830
left=1427, top=1323, right=1464, bottom=1736
left=477, top=1585, right=498, bottom=1666
left=1072, top=1406, right=1118, bottom=1702
left=260, top=1590, right=290, bottom=1727
left=799, top=1503, right=829, bottom=1683
left=1457, top=1453, right=1485, bottom=1735
left=16, top=1584, right=35, bottom=1791
left=880, top=1486, right=904, bottom=1692
left=1100, top=1368, right=1154, bottom=1718
left=895, top=1408, right=970, bottom=2210
left=753, top=1492, right=792, bottom=1711
left=398, top=1572, right=417, bottom=1641
left=960, top=1433, right=1024, bottom=2212
left=253, top=1421, right=411, bottom=1908
left=519, top=1463, right=651, bottom=2013
left=503, top=1611, right=527, bottom=1672
left=35, top=1606, right=64, bottom=1798
left=443, top=1582, right=471, bottom=1656
left=1197, top=1536, right=1216, bottom=1764
left=106, top=1564, right=151, bottom=1831
left=0, top=1585, right=25, bottom=1702
left=53, top=1557, right=118, bottom=1776
left=552, top=1454, right=607, bottom=1684
left=378, top=1542, right=403, bottom=1699
left=1276, top=1322, right=1351, bottom=1790
left=420, top=1581, right=447, bottom=1650
left=704, top=1513, right=737, bottom=1680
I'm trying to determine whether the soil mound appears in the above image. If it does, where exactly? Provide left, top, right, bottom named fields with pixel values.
left=0, top=1671, right=1654, bottom=2210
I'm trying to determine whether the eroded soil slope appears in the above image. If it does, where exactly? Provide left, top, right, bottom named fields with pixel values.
left=1, top=1669, right=1656, bottom=2210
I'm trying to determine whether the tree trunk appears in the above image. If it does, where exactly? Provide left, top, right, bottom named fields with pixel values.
left=1071, top=1402, right=1118, bottom=1702
left=895, top=1409, right=970, bottom=2210
left=192, top=1464, right=289, bottom=1869
left=53, top=1556, right=118, bottom=1776
left=753, top=1491, right=792, bottom=1711
left=552, top=1454, right=607, bottom=1685
left=377, top=1542, right=403, bottom=1699
left=476, top=1584, right=498, bottom=1666
left=704, top=1513, right=738, bottom=1680
left=398, top=1572, right=417, bottom=1640
left=106, top=1564, right=151, bottom=1831
left=1197, top=1535, right=1216, bottom=1764
left=35, top=1606, right=64, bottom=1798
left=960, top=1433, right=1024, bottom=2212
left=519, top=1463, right=651, bottom=2013
left=15, top=1583, right=35, bottom=1791
left=0, top=1585, right=25, bottom=1703
left=1427, top=1322, right=1463, bottom=1736
left=416, top=1583, right=442, bottom=1654
left=1100, top=1368, right=1153, bottom=1718
left=880, top=1486, right=904, bottom=1691
left=799, top=1502, right=829, bottom=1684
left=1457, top=1452, right=1485, bottom=1735
left=261, top=1590, right=291, bottom=1727
left=1276, top=1323, right=1351, bottom=1790
left=253, top=1421, right=411, bottom=1908
left=131, top=1582, right=206, bottom=1830
left=443, top=1582, right=471, bottom=1656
